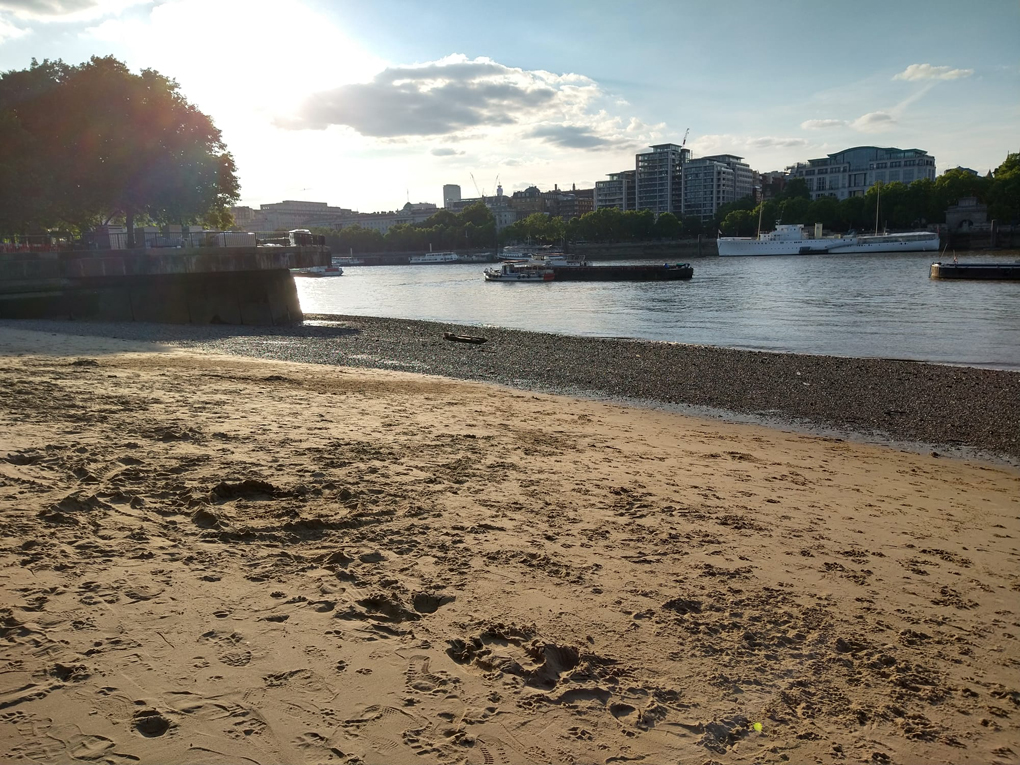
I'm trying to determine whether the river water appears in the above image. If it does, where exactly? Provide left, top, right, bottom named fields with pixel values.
left=294, top=251, right=1020, bottom=371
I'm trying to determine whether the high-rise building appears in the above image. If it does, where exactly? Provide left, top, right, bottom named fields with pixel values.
left=443, top=184, right=462, bottom=209
left=635, top=144, right=690, bottom=216
left=594, top=171, right=636, bottom=211
left=682, top=155, right=753, bottom=221
left=787, top=146, right=936, bottom=201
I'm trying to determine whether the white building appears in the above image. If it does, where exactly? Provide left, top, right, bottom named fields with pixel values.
left=787, top=146, right=937, bottom=201
left=682, top=154, right=753, bottom=221
left=443, top=184, right=462, bottom=209
left=331, top=202, right=439, bottom=235
left=241, top=200, right=354, bottom=231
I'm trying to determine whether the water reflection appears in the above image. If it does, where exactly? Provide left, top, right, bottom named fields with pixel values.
left=295, top=252, right=1020, bottom=369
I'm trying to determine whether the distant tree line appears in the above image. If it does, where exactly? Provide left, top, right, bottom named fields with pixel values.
left=503, top=209, right=682, bottom=245
left=312, top=202, right=497, bottom=254
left=0, top=56, right=239, bottom=244
left=716, top=154, right=1020, bottom=237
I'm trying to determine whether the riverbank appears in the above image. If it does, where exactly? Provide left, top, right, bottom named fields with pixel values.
left=0, top=325, right=1018, bottom=765
left=4, top=316, right=1018, bottom=464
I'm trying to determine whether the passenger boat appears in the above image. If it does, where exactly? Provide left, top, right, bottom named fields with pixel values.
left=290, top=265, right=344, bottom=277
left=718, top=224, right=940, bottom=256
left=409, top=251, right=459, bottom=264
left=483, top=262, right=555, bottom=281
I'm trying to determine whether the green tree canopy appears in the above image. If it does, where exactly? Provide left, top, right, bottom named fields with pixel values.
left=654, top=211, right=682, bottom=239
left=988, top=153, right=1020, bottom=223
left=0, top=56, right=239, bottom=242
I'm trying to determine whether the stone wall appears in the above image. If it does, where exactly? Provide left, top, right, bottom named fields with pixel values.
left=0, top=269, right=303, bottom=325
left=0, top=246, right=326, bottom=325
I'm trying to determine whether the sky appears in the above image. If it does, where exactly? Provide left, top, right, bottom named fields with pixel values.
left=1, top=0, right=1018, bottom=213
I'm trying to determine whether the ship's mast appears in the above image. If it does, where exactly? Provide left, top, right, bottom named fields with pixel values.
left=874, top=184, right=881, bottom=236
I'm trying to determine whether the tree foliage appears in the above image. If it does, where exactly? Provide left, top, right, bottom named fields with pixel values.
left=712, top=154, right=1020, bottom=236
left=313, top=202, right=496, bottom=254
left=0, top=56, right=239, bottom=240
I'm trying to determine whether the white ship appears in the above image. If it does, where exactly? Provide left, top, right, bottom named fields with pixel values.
left=409, top=251, right=459, bottom=264
left=290, top=265, right=343, bottom=277
left=717, top=224, right=939, bottom=257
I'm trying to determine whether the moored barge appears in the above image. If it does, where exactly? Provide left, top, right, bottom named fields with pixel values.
left=929, top=262, right=1020, bottom=280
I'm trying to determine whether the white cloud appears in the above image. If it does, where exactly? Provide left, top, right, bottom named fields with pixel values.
left=278, top=54, right=659, bottom=156
left=430, top=147, right=464, bottom=156
left=747, top=136, right=809, bottom=149
left=692, top=133, right=807, bottom=153
left=894, top=63, right=974, bottom=81
left=0, top=0, right=146, bottom=21
left=0, top=14, right=30, bottom=41
left=851, top=111, right=896, bottom=133
left=801, top=119, right=846, bottom=130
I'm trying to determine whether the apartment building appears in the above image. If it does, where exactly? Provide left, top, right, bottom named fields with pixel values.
left=594, top=170, right=636, bottom=211
left=635, top=144, right=690, bottom=215
left=682, top=155, right=753, bottom=221
left=787, top=146, right=937, bottom=200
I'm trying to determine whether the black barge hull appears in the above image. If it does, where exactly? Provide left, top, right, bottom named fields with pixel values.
left=929, top=262, right=1020, bottom=280
left=552, top=264, right=693, bottom=281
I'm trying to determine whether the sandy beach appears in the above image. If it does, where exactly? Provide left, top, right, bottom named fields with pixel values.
left=1, top=325, right=1019, bottom=765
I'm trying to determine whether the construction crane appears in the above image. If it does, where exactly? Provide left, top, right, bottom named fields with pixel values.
left=681, top=128, right=689, bottom=150
left=470, top=172, right=485, bottom=200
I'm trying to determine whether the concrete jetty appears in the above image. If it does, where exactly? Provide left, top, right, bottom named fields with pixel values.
left=0, top=245, right=330, bottom=325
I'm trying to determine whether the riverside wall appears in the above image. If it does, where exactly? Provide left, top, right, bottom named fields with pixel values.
left=0, top=246, right=329, bottom=325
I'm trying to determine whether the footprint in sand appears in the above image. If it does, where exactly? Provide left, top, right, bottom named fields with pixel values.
left=405, top=654, right=452, bottom=694
left=475, top=736, right=513, bottom=765
left=199, top=630, right=253, bottom=667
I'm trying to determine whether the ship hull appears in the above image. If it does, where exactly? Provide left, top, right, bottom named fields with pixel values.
left=551, top=264, right=693, bottom=281
left=718, top=232, right=939, bottom=256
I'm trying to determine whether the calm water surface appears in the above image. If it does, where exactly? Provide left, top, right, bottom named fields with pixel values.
left=295, top=251, right=1020, bottom=370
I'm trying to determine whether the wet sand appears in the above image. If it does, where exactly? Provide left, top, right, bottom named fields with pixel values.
left=1, top=326, right=1019, bottom=764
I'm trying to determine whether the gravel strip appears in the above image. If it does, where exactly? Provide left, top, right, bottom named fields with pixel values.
left=4, top=315, right=1019, bottom=465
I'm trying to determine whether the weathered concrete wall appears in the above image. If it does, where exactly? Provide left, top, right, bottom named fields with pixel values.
left=0, top=269, right=303, bottom=325
left=0, top=246, right=325, bottom=325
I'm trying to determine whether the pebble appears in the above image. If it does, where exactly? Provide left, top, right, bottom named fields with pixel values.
left=5, top=315, right=1018, bottom=464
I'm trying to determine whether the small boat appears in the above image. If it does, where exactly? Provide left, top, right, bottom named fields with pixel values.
left=290, top=265, right=344, bottom=277
left=409, top=251, right=459, bottom=264
left=483, top=262, right=555, bottom=282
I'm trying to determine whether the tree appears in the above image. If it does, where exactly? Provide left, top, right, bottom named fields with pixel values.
left=0, top=56, right=239, bottom=243
left=782, top=177, right=811, bottom=200
left=720, top=210, right=756, bottom=236
left=988, top=153, right=1020, bottom=223
left=654, top=212, right=682, bottom=239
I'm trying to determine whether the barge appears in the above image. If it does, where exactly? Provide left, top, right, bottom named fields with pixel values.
left=550, top=263, right=693, bottom=281
left=486, top=252, right=693, bottom=282
left=929, top=262, right=1020, bottom=280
